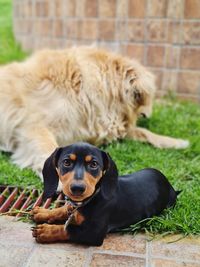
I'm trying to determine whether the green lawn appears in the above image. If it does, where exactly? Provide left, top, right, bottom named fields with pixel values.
left=0, top=0, right=200, bottom=237
left=0, top=100, right=199, bottom=236
left=0, top=0, right=27, bottom=64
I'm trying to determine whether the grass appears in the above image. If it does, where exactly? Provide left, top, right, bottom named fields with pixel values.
left=104, top=100, right=200, bottom=236
left=0, top=0, right=27, bottom=64
left=0, top=0, right=200, bottom=236
left=0, top=100, right=199, bottom=236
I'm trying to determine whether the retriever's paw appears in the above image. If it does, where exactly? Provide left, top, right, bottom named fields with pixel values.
left=173, top=139, right=189, bottom=149
left=153, top=137, right=189, bottom=149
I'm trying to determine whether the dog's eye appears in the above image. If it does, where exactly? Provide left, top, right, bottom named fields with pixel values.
left=89, top=161, right=99, bottom=169
left=63, top=159, right=73, bottom=167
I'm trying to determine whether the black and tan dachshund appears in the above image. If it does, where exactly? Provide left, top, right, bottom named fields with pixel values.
left=31, top=142, right=179, bottom=246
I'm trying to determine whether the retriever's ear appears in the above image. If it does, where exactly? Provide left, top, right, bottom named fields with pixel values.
left=100, top=151, right=118, bottom=200
left=42, top=147, right=62, bottom=201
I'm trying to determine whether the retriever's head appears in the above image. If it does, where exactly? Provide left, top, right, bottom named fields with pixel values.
left=122, top=61, right=156, bottom=120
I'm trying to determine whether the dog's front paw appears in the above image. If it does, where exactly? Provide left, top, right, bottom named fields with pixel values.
left=31, top=206, right=51, bottom=223
left=31, top=224, right=68, bottom=243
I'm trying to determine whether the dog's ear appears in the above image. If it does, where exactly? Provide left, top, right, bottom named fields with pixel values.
left=100, top=151, right=118, bottom=200
left=42, top=147, right=62, bottom=200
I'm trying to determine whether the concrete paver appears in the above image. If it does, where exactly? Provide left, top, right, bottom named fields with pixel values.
left=0, top=216, right=199, bottom=267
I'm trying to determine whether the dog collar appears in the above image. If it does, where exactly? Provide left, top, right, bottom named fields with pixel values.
left=64, top=187, right=100, bottom=231
left=64, top=187, right=100, bottom=208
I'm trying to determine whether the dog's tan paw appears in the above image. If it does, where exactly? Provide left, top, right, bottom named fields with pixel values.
left=32, top=224, right=53, bottom=243
left=31, top=224, right=68, bottom=243
left=31, top=206, right=51, bottom=223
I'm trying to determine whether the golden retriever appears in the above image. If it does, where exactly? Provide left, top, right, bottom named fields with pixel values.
left=0, top=46, right=188, bottom=178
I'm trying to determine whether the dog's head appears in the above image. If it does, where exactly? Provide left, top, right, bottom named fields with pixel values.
left=123, top=63, right=156, bottom=119
left=42, top=142, right=118, bottom=202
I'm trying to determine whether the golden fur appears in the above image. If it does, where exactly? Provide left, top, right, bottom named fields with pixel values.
left=0, top=46, right=188, bottom=178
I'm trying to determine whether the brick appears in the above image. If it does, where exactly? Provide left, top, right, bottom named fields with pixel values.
left=178, top=71, right=200, bottom=94
left=98, top=233, right=146, bottom=254
left=54, top=19, right=63, bottom=37
left=75, top=0, right=85, bottom=17
left=65, top=19, right=78, bottom=39
left=127, top=21, right=145, bottom=42
left=151, top=258, right=200, bottom=267
left=168, top=21, right=181, bottom=44
left=90, top=253, right=145, bottom=267
left=24, top=0, right=33, bottom=17
left=150, top=69, right=163, bottom=90
left=14, top=19, right=32, bottom=34
left=115, top=20, right=127, bottom=41
left=20, top=35, right=35, bottom=51
left=99, top=20, right=115, bottom=41
left=116, top=0, right=128, bottom=17
left=128, top=0, right=145, bottom=18
left=147, top=20, right=168, bottom=42
left=162, top=71, right=178, bottom=91
left=64, top=0, right=76, bottom=16
left=54, top=0, right=64, bottom=17
left=34, top=1, right=49, bottom=17
left=165, top=46, right=180, bottom=68
left=99, top=42, right=120, bottom=53
left=124, top=44, right=145, bottom=63
left=26, top=247, right=86, bottom=267
left=35, top=1, right=41, bottom=17
left=34, top=20, right=53, bottom=36
left=85, top=0, right=98, bottom=17
left=184, top=0, right=200, bottom=18
left=14, top=3, right=20, bottom=17
left=174, top=93, right=199, bottom=102
left=167, top=0, right=184, bottom=18
left=81, top=19, right=98, bottom=40
left=33, top=38, right=49, bottom=49
left=146, top=46, right=165, bottom=67
left=76, top=19, right=83, bottom=39
left=180, top=47, right=200, bottom=70
left=182, top=22, right=200, bottom=45
left=99, top=0, right=116, bottom=18
left=18, top=2, right=25, bottom=17
left=148, top=0, right=167, bottom=17
left=151, top=233, right=200, bottom=262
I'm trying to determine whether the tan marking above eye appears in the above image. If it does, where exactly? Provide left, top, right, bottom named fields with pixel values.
left=85, top=155, right=92, bottom=162
left=69, top=154, right=77, bottom=160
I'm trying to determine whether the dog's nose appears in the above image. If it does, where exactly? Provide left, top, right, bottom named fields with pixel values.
left=70, top=184, right=86, bottom=195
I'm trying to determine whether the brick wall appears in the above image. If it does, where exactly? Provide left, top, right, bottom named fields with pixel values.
left=13, top=0, right=200, bottom=101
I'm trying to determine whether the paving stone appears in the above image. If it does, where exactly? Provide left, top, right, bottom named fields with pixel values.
left=0, top=243, right=32, bottom=267
left=151, top=235, right=200, bottom=262
left=0, top=216, right=33, bottom=246
left=150, top=258, right=200, bottom=267
left=98, top=233, right=146, bottom=255
left=90, top=253, right=145, bottom=267
left=35, top=241, right=89, bottom=251
left=1, top=216, right=200, bottom=267
left=25, top=247, right=86, bottom=267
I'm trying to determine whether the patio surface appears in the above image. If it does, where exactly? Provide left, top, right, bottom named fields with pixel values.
left=0, top=216, right=199, bottom=267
